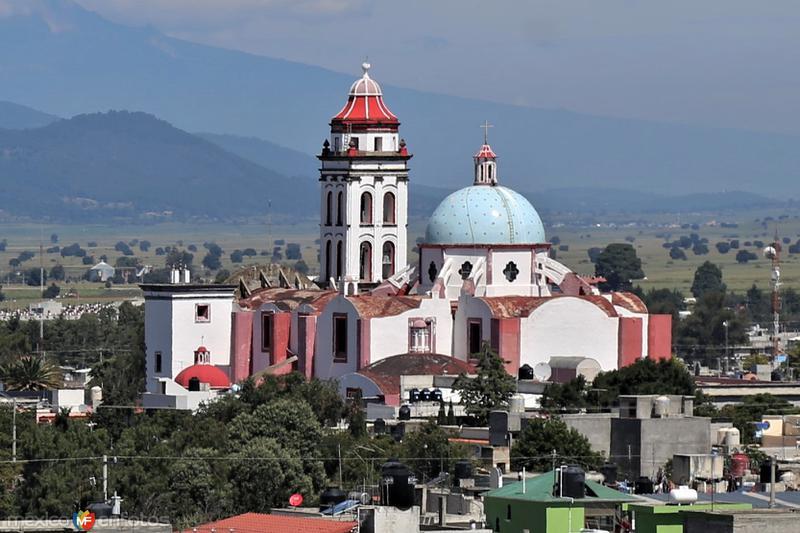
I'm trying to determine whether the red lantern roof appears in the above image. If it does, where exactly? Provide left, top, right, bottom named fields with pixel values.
left=474, top=143, right=497, bottom=159
left=175, top=364, right=231, bottom=390
left=332, top=62, right=398, bottom=128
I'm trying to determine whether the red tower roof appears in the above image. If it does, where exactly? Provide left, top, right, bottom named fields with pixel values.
left=332, top=62, right=398, bottom=128
left=175, top=364, right=231, bottom=390
left=474, top=143, right=497, bottom=159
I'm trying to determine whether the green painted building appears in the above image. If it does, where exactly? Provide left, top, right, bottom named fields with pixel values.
left=484, top=470, right=636, bottom=533
left=629, top=502, right=752, bottom=533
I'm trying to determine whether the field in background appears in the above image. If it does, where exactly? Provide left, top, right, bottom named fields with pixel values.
left=1, top=207, right=799, bottom=308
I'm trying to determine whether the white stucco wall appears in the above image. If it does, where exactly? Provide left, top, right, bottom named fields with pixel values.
left=453, top=296, right=492, bottom=360
left=520, top=297, right=620, bottom=371
left=367, top=298, right=454, bottom=363
left=143, top=288, right=234, bottom=393
left=314, top=296, right=360, bottom=379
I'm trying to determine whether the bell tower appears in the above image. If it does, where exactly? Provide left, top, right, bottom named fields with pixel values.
left=318, top=63, right=412, bottom=288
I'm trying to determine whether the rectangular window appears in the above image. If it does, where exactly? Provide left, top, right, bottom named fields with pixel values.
left=351, top=137, right=359, bottom=150
left=491, top=318, right=500, bottom=354
left=261, top=313, right=273, bottom=354
left=195, top=303, right=210, bottom=323
left=333, top=313, right=348, bottom=362
left=468, top=319, right=482, bottom=358
left=154, top=351, right=162, bottom=373
left=374, top=137, right=383, bottom=151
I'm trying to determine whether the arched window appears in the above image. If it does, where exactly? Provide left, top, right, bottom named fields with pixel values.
left=325, top=191, right=332, bottom=226
left=383, top=192, right=396, bottom=224
left=360, top=192, right=373, bottom=224
left=325, top=240, right=332, bottom=279
left=336, top=241, right=343, bottom=279
left=336, top=191, right=343, bottom=226
left=382, top=241, right=395, bottom=279
left=360, top=241, right=372, bottom=281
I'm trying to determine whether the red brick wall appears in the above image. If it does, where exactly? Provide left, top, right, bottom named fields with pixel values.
left=618, top=316, right=643, bottom=368
left=230, top=310, right=253, bottom=383
left=647, top=314, right=673, bottom=361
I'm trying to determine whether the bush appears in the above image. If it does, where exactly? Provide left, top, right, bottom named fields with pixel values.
left=82, top=256, right=95, bottom=265
left=139, top=240, right=151, bottom=252
left=715, top=242, right=731, bottom=254
left=46, top=246, right=60, bottom=254
left=730, top=239, right=740, bottom=249
left=230, top=250, right=244, bottom=263
left=692, top=243, right=709, bottom=255
left=87, top=241, right=97, bottom=247
left=736, top=250, right=758, bottom=264
left=43, top=283, right=60, bottom=299
left=202, top=252, right=222, bottom=270
left=61, top=243, right=86, bottom=257
left=286, top=243, right=302, bottom=260
left=670, top=247, right=687, bottom=260
left=50, top=264, right=65, bottom=281
left=558, top=244, right=569, bottom=252
left=114, top=241, right=134, bottom=256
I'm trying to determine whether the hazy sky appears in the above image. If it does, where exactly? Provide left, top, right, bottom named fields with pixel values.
left=74, top=0, right=800, bottom=135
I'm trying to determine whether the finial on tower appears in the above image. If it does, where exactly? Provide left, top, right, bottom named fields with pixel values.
left=481, top=120, right=493, bottom=144
left=362, top=60, right=371, bottom=77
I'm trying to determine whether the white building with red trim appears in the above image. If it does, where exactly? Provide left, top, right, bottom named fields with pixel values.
left=141, top=63, right=672, bottom=409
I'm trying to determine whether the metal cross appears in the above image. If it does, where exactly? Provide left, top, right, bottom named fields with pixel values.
left=480, top=120, right=494, bottom=144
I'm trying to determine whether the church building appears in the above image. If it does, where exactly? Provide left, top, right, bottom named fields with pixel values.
left=140, top=63, right=672, bottom=409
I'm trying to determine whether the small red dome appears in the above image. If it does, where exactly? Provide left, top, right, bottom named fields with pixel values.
left=175, top=364, right=231, bottom=389
left=195, top=345, right=209, bottom=353
left=332, top=62, right=398, bottom=127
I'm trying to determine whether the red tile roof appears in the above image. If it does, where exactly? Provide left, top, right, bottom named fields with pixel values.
left=357, top=353, right=475, bottom=395
left=479, top=295, right=618, bottom=319
left=347, top=295, right=424, bottom=318
left=240, top=288, right=336, bottom=312
left=611, top=292, right=648, bottom=313
left=177, top=513, right=357, bottom=533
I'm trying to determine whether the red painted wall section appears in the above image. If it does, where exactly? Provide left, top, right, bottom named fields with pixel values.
left=618, top=317, right=643, bottom=368
left=648, top=314, right=673, bottom=361
left=358, top=319, right=371, bottom=370
left=299, top=315, right=317, bottom=380
left=384, top=393, right=400, bottom=407
left=499, top=318, right=521, bottom=376
left=230, top=311, right=253, bottom=383
left=271, top=312, right=292, bottom=375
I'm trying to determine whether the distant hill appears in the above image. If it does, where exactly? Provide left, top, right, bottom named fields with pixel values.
left=196, top=132, right=318, bottom=180
left=0, top=111, right=316, bottom=220
left=0, top=101, right=59, bottom=129
left=0, top=0, right=799, bottom=198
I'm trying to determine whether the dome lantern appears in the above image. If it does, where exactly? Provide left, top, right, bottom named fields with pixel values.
left=474, top=120, right=498, bottom=186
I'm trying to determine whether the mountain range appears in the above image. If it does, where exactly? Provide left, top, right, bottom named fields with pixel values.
left=0, top=105, right=777, bottom=221
left=0, top=0, right=798, bottom=200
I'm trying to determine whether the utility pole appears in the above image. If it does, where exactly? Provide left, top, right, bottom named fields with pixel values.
left=38, top=229, right=44, bottom=351
left=102, top=454, right=108, bottom=502
left=337, top=444, right=343, bottom=489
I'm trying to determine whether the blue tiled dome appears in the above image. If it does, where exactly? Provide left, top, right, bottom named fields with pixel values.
left=424, top=185, right=546, bottom=245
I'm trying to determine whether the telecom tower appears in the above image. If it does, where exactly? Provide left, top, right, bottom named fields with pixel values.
left=764, top=230, right=782, bottom=366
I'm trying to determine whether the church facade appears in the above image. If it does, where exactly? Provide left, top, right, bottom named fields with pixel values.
left=141, top=64, right=672, bottom=409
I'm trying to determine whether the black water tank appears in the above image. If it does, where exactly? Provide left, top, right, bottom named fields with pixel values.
left=380, top=461, right=415, bottom=509
left=399, top=405, right=411, bottom=421
left=431, top=389, right=443, bottom=402
left=319, top=487, right=347, bottom=511
left=454, top=460, right=473, bottom=480
left=391, top=422, right=405, bottom=442
left=420, top=388, right=431, bottom=401
left=635, top=476, right=654, bottom=494
left=518, top=364, right=534, bottom=380
left=601, top=463, right=618, bottom=485
left=559, top=466, right=585, bottom=498
left=409, top=388, right=420, bottom=403
left=374, top=418, right=386, bottom=434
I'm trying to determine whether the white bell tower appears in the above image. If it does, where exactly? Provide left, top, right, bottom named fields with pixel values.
left=474, top=120, right=498, bottom=185
left=318, top=63, right=412, bottom=288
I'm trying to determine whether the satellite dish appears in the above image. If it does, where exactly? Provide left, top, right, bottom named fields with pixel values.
left=533, top=362, right=552, bottom=382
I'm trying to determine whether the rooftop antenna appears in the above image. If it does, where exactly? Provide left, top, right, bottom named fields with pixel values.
left=38, top=226, right=44, bottom=352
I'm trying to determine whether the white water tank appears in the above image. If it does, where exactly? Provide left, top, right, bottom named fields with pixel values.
left=510, top=394, right=525, bottom=413
left=716, top=428, right=730, bottom=446
left=90, top=385, right=103, bottom=408
left=668, top=485, right=698, bottom=504
left=725, top=427, right=741, bottom=447
left=653, top=396, right=671, bottom=417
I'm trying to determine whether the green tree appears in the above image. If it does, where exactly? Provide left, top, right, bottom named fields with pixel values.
left=49, top=264, right=65, bottom=281
left=540, top=375, right=589, bottom=411
left=168, top=447, right=231, bottom=528
left=1, top=356, right=62, bottom=391
left=594, top=243, right=644, bottom=291
left=400, top=421, right=464, bottom=482
left=677, top=290, right=747, bottom=364
left=43, top=283, right=60, bottom=299
left=511, top=417, right=602, bottom=472
left=691, top=261, right=726, bottom=298
left=446, top=401, right=456, bottom=425
left=229, top=437, right=320, bottom=513
left=452, top=343, right=516, bottom=425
